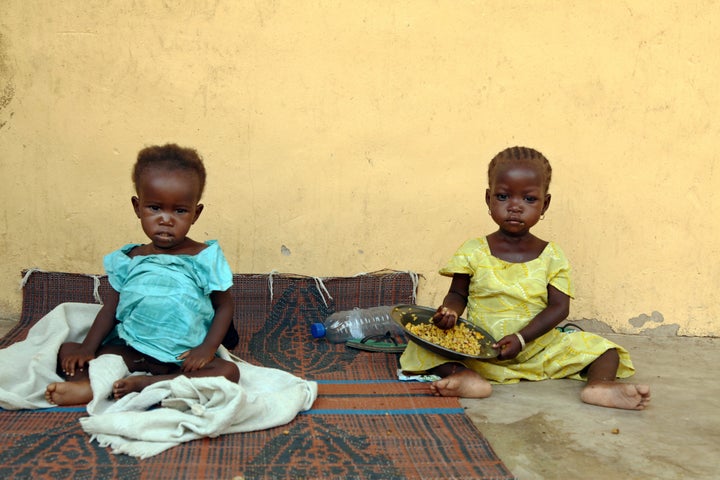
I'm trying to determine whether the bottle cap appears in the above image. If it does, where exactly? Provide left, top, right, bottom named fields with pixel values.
left=310, top=323, right=326, bottom=338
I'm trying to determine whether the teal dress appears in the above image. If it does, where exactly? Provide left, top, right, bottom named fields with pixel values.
left=104, top=240, right=233, bottom=364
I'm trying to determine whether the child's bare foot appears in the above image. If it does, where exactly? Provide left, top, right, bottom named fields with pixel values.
left=112, top=375, right=155, bottom=399
left=580, top=381, right=651, bottom=410
left=45, top=381, right=93, bottom=406
left=429, top=369, right=492, bottom=398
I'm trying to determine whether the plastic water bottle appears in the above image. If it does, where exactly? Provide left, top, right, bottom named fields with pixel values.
left=311, top=306, right=403, bottom=343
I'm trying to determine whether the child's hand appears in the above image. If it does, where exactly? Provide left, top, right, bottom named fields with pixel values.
left=432, top=306, right=458, bottom=330
left=177, top=345, right=216, bottom=372
left=493, top=334, right=522, bottom=360
left=59, top=342, right=96, bottom=377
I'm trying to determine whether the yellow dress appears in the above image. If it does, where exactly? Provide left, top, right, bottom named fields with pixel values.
left=399, top=237, right=635, bottom=383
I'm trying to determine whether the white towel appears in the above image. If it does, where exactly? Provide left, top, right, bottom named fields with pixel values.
left=0, top=302, right=98, bottom=409
left=0, top=302, right=318, bottom=458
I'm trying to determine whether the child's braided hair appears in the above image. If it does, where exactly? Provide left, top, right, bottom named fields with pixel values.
left=487, top=146, right=552, bottom=194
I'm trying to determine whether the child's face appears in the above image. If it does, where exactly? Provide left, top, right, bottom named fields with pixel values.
left=131, top=168, right=204, bottom=251
left=485, top=163, right=550, bottom=236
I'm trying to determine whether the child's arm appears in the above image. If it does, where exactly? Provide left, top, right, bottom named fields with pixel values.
left=432, top=274, right=470, bottom=330
left=178, top=288, right=235, bottom=372
left=60, top=288, right=120, bottom=376
left=495, top=284, right=570, bottom=360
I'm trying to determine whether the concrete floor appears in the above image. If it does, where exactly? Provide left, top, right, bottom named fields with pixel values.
left=1, top=317, right=717, bottom=479
left=463, top=332, right=720, bottom=480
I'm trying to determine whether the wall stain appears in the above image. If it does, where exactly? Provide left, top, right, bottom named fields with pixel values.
left=629, top=310, right=681, bottom=335
left=629, top=310, right=664, bottom=328
left=0, top=31, right=16, bottom=128
left=0, top=83, right=15, bottom=110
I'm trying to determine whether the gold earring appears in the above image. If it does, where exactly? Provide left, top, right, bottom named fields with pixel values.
left=540, top=214, right=546, bottom=220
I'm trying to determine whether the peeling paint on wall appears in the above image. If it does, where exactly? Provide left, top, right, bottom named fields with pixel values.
left=629, top=311, right=665, bottom=328
left=627, top=311, right=681, bottom=336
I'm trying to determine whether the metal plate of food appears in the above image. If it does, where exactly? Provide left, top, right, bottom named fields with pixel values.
left=391, top=304, right=498, bottom=360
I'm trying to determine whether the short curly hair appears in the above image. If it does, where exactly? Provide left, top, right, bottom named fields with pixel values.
left=487, top=146, right=552, bottom=194
left=132, top=143, right=207, bottom=199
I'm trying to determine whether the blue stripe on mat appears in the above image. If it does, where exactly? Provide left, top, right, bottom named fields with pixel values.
left=3, top=406, right=465, bottom=415
left=310, top=379, right=458, bottom=414
left=313, top=379, right=402, bottom=384
left=42, top=406, right=87, bottom=412
left=0, top=406, right=87, bottom=413
left=303, top=408, right=465, bottom=415
left=3, top=381, right=439, bottom=414
left=320, top=393, right=429, bottom=398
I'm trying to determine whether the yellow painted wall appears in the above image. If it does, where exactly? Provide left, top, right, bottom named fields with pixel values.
left=1, top=1, right=718, bottom=336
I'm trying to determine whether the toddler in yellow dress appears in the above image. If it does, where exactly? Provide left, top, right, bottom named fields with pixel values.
left=399, top=146, right=651, bottom=410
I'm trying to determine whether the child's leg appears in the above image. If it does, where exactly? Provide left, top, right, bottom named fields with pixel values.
left=46, top=342, right=92, bottom=405
left=428, top=362, right=492, bottom=399
left=45, top=378, right=93, bottom=406
left=580, top=348, right=651, bottom=410
left=45, top=343, right=147, bottom=406
left=48, top=345, right=241, bottom=403
left=112, top=357, right=240, bottom=399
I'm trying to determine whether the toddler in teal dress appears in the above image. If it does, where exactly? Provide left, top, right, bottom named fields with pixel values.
left=104, top=239, right=233, bottom=365
left=46, top=144, right=239, bottom=405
